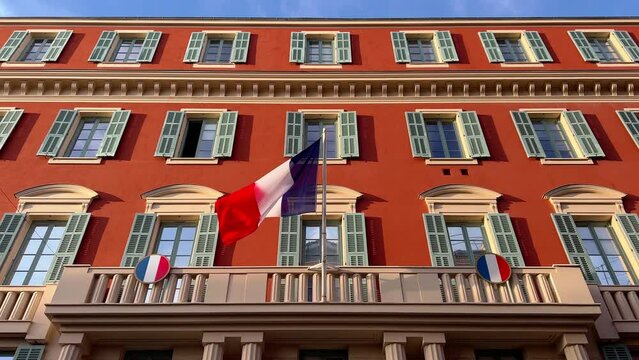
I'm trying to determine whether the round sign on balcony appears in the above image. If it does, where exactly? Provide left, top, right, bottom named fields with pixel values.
left=476, top=253, right=511, bottom=284
left=134, top=254, right=171, bottom=284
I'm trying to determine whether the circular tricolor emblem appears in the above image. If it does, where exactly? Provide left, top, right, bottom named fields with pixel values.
left=476, top=253, right=512, bottom=283
left=134, top=255, right=171, bottom=284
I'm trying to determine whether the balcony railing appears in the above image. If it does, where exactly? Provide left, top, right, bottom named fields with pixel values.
left=0, top=286, right=43, bottom=321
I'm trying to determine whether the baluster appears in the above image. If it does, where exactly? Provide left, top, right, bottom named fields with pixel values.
left=298, top=273, right=308, bottom=302
left=535, top=274, right=554, bottom=303
left=626, top=291, right=639, bottom=319
left=523, top=274, right=539, bottom=303
left=468, top=274, right=482, bottom=302
left=178, top=274, right=192, bottom=303
left=312, top=273, right=320, bottom=302
left=149, top=279, right=164, bottom=303
left=106, top=274, right=124, bottom=304
left=498, top=283, right=511, bottom=303
left=270, top=273, right=282, bottom=302
left=284, top=274, right=295, bottom=302
left=326, top=274, right=335, bottom=302
left=366, top=274, right=378, bottom=302
left=352, top=274, right=363, bottom=303
left=192, top=274, right=206, bottom=303
left=121, top=275, right=136, bottom=304
left=8, top=292, right=30, bottom=320
left=91, top=274, right=110, bottom=303
left=440, top=274, right=454, bottom=302
left=0, top=292, right=5, bottom=305
left=339, top=273, right=349, bottom=302
left=509, top=274, right=525, bottom=303
left=614, top=291, right=635, bottom=320
left=162, top=274, right=179, bottom=303
left=134, top=282, right=149, bottom=304
left=454, top=274, right=467, bottom=303
left=0, top=292, right=17, bottom=320
left=482, top=280, right=496, bottom=303
left=602, top=291, right=622, bottom=320
left=22, top=291, right=42, bottom=320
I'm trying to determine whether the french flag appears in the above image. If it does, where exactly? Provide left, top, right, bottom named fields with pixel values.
left=216, top=139, right=320, bottom=245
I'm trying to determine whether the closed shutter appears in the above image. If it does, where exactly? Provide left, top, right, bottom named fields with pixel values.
left=284, top=111, right=304, bottom=157
left=485, top=213, right=525, bottom=267
left=155, top=111, right=185, bottom=157
left=602, top=344, right=632, bottom=360
left=435, top=31, right=459, bottom=62
left=13, top=345, right=45, bottom=360
left=191, top=214, right=218, bottom=267
left=569, top=31, right=599, bottom=62
left=523, top=31, right=553, bottom=62
left=37, top=109, right=77, bottom=156
left=137, top=31, right=162, bottom=62
left=458, top=111, right=490, bottom=158
left=616, top=110, right=639, bottom=148
left=212, top=111, right=238, bottom=158
left=423, top=214, right=454, bottom=267
left=336, top=32, right=352, bottom=63
left=289, top=32, right=306, bottom=63
left=613, top=31, right=639, bottom=62
left=563, top=110, right=605, bottom=157
left=42, top=30, right=73, bottom=62
left=614, top=214, right=639, bottom=259
left=0, top=31, right=28, bottom=61
left=0, top=109, right=23, bottom=151
left=339, top=111, right=359, bottom=158
left=88, top=30, right=117, bottom=62
left=183, top=32, right=205, bottom=63
left=0, top=213, right=25, bottom=270
left=278, top=215, right=301, bottom=266
left=479, top=32, right=504, bottom=62
left=510, top=111, right=545, bottom=158
left=231, top=32, right=250, bottom=63
left=390, top=32, right=410, bottom=63
left=121, top=213, right=157, bottom=267
left=46, top=213, right=90, bottom=282
left=551, top=213, right=598, bottom=283
left=97, top=110, right=131, bottom=157
left=344, top=213, right=368, bottom=266
left=405, top=112, right=430, bottom=157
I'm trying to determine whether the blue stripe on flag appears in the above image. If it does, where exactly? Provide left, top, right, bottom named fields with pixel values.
left=476, top=255, right=490, bottom=280
left=281, top=139, right=320, bottom=216
left=135, top=256, right=150, bottom=280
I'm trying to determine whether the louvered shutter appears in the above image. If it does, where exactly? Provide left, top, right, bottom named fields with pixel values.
left=289, top=32, right=306, bottom=63
left=563, top=110, right=605, bottom=157
left=0, top=109, right=23, bottom=151
left=212, top=111, right=238, bottom=158
left=191, top=214, right=218, bottom=267
left=390, top=32, right=410, bottom=63
left=551, top=213, right=598, bottom=283
left=121, top=213, right=157, bottom=267
left=42, top=30, right=72, bottom=62
left=510, top=111, right=545, bottom=158
left=97, top=110, right=131, bottom=157
left=523, top=31, right=553, bottom=62
left=37, top=109, right=77, bottom=156
left=284, top=111, right=303, bottom=156
left=278, top=215, right=301, bottom=266
left=46, top=213, right=90, bottom=282
left=405, top=112, right=430, bottom=157
left=155, top=111, right=185, bottom=157
left=13, top=345, right=45, bottom=360
left=602, top=344, right=632, bottom=360
left=569, top=31, right=599, bottom=62
left=614, top=214, right=639, bottom=259
left=423, top=214, right=454, bottom=267
left=0, top=213, right=25, bottom=270
left=617, top=110, right=639, bottom=148
left=231, top=32, right=250, bottom=63
left=88, top=30, right=117, bottom=62
left=613, top=31, right=639, bottom=62
left=0, top=31, right=28, bottom=61
left=435, top=31, right=459, bottom=62
left=458, top=111, right=490, bottom=158
left=344, top=213, right=368, bottom=266
left=183, top=32, right=205, bottom=63
left=137, top=31, right=162, bottom=62
left=336, top=32, right=352, bottom=63
left=485, top=213, right=524, bottom=267
left=479, top=32, right=504, bottom=62
left=339, top=111, right=359, bottom=157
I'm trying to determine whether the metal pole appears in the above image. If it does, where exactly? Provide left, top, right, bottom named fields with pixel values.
left=320, top=128, right=328, bottom=303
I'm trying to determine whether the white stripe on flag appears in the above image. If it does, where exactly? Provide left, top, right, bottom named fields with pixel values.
left=254, top=160, right=294, bottom=218
left=144, top=255, right=160, bottom=283
left=262, top=197, right=282, bottom=221
left=486, top=254, right=501, bottom=282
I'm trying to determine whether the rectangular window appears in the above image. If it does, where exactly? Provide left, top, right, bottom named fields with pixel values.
left=577, top=222, right=633, bottom=285
left=408, top=38, right=437, bottom=63
left=497, top=37, right=529, bottom=62
left=476, top=350, right=523, bottom=360
left=155, top=222, right=197, bottom=267
left=531, top=119, right=575, bottom=159
left=304, top=119, right=338, bottom=158
left=124, top=351, right=173, bottom=360
left=306, top=39, right=334, bottom=64
left=447, top=223, right=487, bottom=266
left=425, top=119, right=463, bottom=158
left=20, top=38, right=53, bottom=62
left=299, top=350, right=348, bottom=360
left=303, top=220, right=340, bottom=266
left=66, top=117, right=110, bottom=158
left=588, top=36, right=623, bottom=62
left=203, top=38, right=233, bottom=63
left=112, top=38, right=144, bottom=63
left=179, top=119, right=218, bottom=158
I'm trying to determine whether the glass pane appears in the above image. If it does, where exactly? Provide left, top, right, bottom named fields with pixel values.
left=24, top=239, right=42, bottom=254
left=180, top=227, right=196, bottom=240
left=600, top=239, right=620, bottom=255
left=177, top=241, right=194, bottom=256
left=608, top=256, right=628, bottom=272
left=174, top=256, right=190, bottom=267
left=306, top=226, right=320, bottom=239
left=615, top=272, right=633, bottom=285
left=43, top=239, right=60, bottom=255
left=9, top=271, right=27, bottom=285
left=594, top=226, right=613, bottom=239
left=28, top=271, right=47, bottom=285
left=160, top=227, right=177, bottom=240
left=582, top=239, right=599, bottom=254
left=597, top=271, right=614, bottom=285
left=16, top=255, right=34, bottom=271
left=447, top=227, right=463, bottom=240
left=49, top=226, right=65, bottom=239
left=34, top=255, right=53, bottom=271
left=157, top=241, right=173, bottom=255
left=31, top=226, right=48, bottom=239
left=326, top=226, right=339, bottom=239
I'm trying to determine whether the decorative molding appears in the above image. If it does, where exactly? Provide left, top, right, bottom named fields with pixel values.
left=543, top=184, right=626, bottom=214
left=142, top=184, right=224, bottom=214
left=419, top=184, right=501, bottom=214
left=15, top=184, right=99, bottom=213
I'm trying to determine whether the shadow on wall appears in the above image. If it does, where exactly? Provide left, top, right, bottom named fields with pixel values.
left=58, top=33, right=85, bottom=65
left=115, top=113, right=146, bottom=161
left=0, top=111, right=39, bottom=161
left=510, top=216, right=541, bottom=267
left=364, top=216, right=385, bottom=266
left=354, top=114, right=378, bottom=162
left=584, top=112, right=621, bottom=162
left=224, top=114, right=253, bottom=163
left=477, top=113, right=509, bottom=163
left=350, top=34, right=363, bottom=66
left=77, top=215, right=109, bottom=264
left=452, top=33, right=469, bottom=64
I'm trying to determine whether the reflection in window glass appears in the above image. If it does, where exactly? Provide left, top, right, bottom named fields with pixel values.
left=426, top=119, right=463, bottom=158
left=577, top=223, right=633, bottom=285
left=588, top=36, right=622, bottom=62
left=303, top=220, right=340, bottom=266
left=447, top=223, right=486, bottom=266
left=408, top=38, right=437, bottom=63
left=21, top=38, right=53, bottom=61
left=112, top=38, right=144, bottom=63
left=305, top=120, right=337, bottom=158
left=156, top=223, right=197, bottom=267
left=203, top=39, right=233, bottom=63
left=306, top=40, right=334, bottom=64
left=67, top=117, right=110, bottom=158
left=531, top=119, right=575, bottom=159
left=496, top=38, right=528, bottom=62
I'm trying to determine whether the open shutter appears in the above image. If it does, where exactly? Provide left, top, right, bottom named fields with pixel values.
left=88, top=30, right=117, bottom=62
left=563, top=110, right=605, bottom=157
left=42, top=30, right=73, bottom=62
left=510, top=111, right=545, bottom=158
left=390, top=32, right=410, bottom=63
left=485, top=213, right=524, bottom=267
left=568, top=31, right=599, bottom=62
left=137, top=31, right=162, bottom=63
left=0, top=213, right=25, bottom=270
left=278, top=215, right=301, bottom=266
left=231, top=32, right=250, bottom=63
left=336, top=32, right=352, bottom=63
left=191, top=214, right=218, bottom=267
left=155, top=111, right=185, bottom=157
left=479, top=31, right=504, bottom=63
left=523, top=31, right=553, bottom=62
left=602, top=344, right=632, bottom=360
left=344, top=213, right=368, bottom=266
left=613, top=214, right=639, bottom=258
left=0, top=31, right=28, bottom=61
left=617, top=110, right=639, bottom=148
left=289, top=32, right=306, bottom=63
left=183, top=32, right=205, bottom=63
left=13, top=345, right=45, bottom=360
left=37, top=109, right=77, bottom=156
left=551, top=213, right=598, bottom=283
left=613, top=31, right=639, bottom=62
left=435, top=31, right=458, bottom=62
left=458, top=111, right=490, bottom=158
left=339, top=111, right=359, bottom=158
left=405, top=112, right=430, bottom=157
left=284, top=111, right=303, bottom=157
left=46, top=213, right=90, bottom=282
left=212, top=111, right=238, bottom=158
left=423, top=214, right=454, bottom=267
left=97, top=110, right=131, bottom=157
left=121, top=213, right=156, bottom=267
left=0, top=109, right=23, bottom=151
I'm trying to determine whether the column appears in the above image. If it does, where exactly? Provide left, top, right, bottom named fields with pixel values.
left=384, top=343, right=407, bottom=360
left=422, top=333, right=446, bottom=360
left=57, top=333, right=86, bottom=360
left=202, top=343, right=223, bottom=360
left=241, top=342, right=262, bottom=360
left=563, top=345, right=589, bottom=360
left=559, top=334, right=590, bottom=360
left=58, top=345, right=81, bottom=360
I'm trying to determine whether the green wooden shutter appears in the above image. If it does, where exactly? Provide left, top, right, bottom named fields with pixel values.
left=88, top=30, right=117, bottom=62
left=191, top=214, right=218, bottom=267
left=551, top=213, right=598, bottom=283
left=13, top=345, right=45, bottom=360
left=614, top=214, right=639, bottom=258
left=183, top=32, right=205, bottom=63
left=568, top=31, right=599, bottom=62
left=37, top=109, right=77, bottom=156
left=289, top=32, right=306, bottom=63
left=613, top=31, right=639, bottom=62
left=602, top=344, right=632, bottom=360
left=0, top=31, right=28, bottom=61
left=344, top=213, right=368, bottom=266
left=435, top=31, right=459, bottom=62
left=405, top=112, right=430, bottom=157
left=0, top=213, right=25, bottom=270
left=423, top=214, right=454, bottom=267
left=458, top=111, right=490, bottom=158
left=278, top=215, right=301, bottom=266
left=137, top=31, right=162, bottom=63
left=486, top=213, right=524, bottom=267
left=617, top=110, right=639, bottom=148
left=339, top=111, right=359, bottom=158
left=284, top=111, right=303, bottom=157
left=336, top=32, right=352, bottom=64
left=523, top=31, right=553, bottom=62
left=231, top=32, right=250, bottom=63
left=563, top=110, right=605, bottom=157
left=510, top=111, right=545, bottom=158
left=390, top=32, right=410, bottom=63
left=121, top=213, right=157, bottom=267
left=0, top=109, right=23, bottom=151
left=42, top=30, right=72, bottom=62
left=212, top=111, right=238, bottom=158
left=97, top=110, right=131, bottom=157
left=155, top=111, right=185, bottom=157
left=479, top=31, right=504, bottom=63
left=46, top=213, right=90, bottom=282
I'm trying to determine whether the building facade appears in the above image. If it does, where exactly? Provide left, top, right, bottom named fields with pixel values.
left=0, top=16, right=638, bottom=360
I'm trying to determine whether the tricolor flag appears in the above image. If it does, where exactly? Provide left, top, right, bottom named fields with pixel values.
left=135, top=255, right=171, bottom=283
left=216, top=139, right=320, bottom=245
left=476, top=253, right=511, bottom=283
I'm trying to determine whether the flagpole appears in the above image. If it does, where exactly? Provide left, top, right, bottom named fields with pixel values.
left=320, top=128, right=328, bottom=303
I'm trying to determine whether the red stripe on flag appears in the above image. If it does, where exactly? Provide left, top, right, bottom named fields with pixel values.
left=497, top=256, right=511, bottom=281
left=155, top=256, right=170, bottom=281
left=215, top=183, right=262, bottom=245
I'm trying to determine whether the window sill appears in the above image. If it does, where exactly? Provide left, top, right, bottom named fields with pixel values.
left=192, top=63, right=236, bottom=69
left=166, top=158, right=220, bottom=165
left=540, top=158, right=594, bottom=165
left=596, top=62, right=639, bottom=67
left=405, top=62, right=449, bottom=68
left=96, top=62, right=142, bottom=68
left=299, top=64, right=343, bottom=69
left=500, top=62, right=544, bottom=68
left=1, top=61, right=46, bottom=67
left=425, top=158, right=479, bottom=165
left=48, top=157, right=103, bottom=164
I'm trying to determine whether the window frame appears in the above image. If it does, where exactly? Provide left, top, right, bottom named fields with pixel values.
left=424, top=117, right=464, bottom=159
left=110, top=37, right=145, bottom=63
left=291, top=109, right=355, bottom=164
left=189, top=30, right=247, bottom=68
left=64, top=116, right=111, bottom=158
left=167, top=109, right=226, bottom=164
left=446, top=221, right=489, bottom=266
left=480, top=30, right=550, bottom=66
left=296, top=31, right=345, bottom=68
left=575, top=29, right=639, bottom=64
left=154, top=221, right=198, bottom=267
left=94, top=29, right=158, bottom=67
left=496, top=37, right=529, bottom=63
left=301, top=219, right=342, bottom=266
left=530, top=117, right=577, bottom=159
left=202, top=37, right=234, bottom=64
left=0, top=29, right=70, bottom=66
left=406, top=35, right=439, bottom=63
left=19, top=37, right=54, bottom=62
left=394, top=30, right=457, bottom=67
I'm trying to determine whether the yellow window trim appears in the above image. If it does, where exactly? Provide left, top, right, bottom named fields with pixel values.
left=15, top=183, right=98, bottom=215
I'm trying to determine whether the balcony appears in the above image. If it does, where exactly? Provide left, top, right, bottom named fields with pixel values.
left=590, top=284, right=639, bottom=340
left=0, top=285, right=56, bottom=343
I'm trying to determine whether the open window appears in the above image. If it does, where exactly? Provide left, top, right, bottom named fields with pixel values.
left=183, top=31, right=250, bottom=67
left=479, top=30, right=553, bottom=65
left=0, top=29, right=72, bottom=65
left=616, top=109, right=639, bottom=149
left=88, top=30, right=161, bottom=65
left=0, top=107, right=24, bottom=152
left=391, top=30, right=458, bottom=66
left=290, top=31, right=352, bottom=67
left=569, top=30, right=639, bottom=64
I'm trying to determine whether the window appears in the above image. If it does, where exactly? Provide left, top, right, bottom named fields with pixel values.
left=290, top=32, right=352, bottom=65
left=299, top=350, right=348, bottom=360
left=479, top=31, right=553, bottom=63
left=475, top=350, right=523, bottom=360
left=497, top=38, right=528, bottom=62
left=89, top=30, right=161, bottom=64
left=0, top=30, right=72, bottom=63
left=0, top=352, right=12, bottom=360
left=20, top=38, right=53, bottom=62
left=203, top=38, right=233, bottom=63
left=302, top=220, right=341, bottom=266
left=304, top=119, right=338, bottom=158
left=425, top=119, right=463, bottom=158
left=66, top=117, right=110, bottom=158
left=183, top=31, right=250, bottom=64
left=391, top=31, right=458, bottom=64
left=588, top=36, right=623, bottom=62
left=306, top=39, right=334, bottom=64
left=577, top=222, right=633, bottom=285
left=617, top=110, right=639, bottom=148
left=447, top=223, right=487, bottom=266
left=0, top=108, right=24, bottom=152
left=180, top=119, right=218, bottom=158
left=284, top=111, right=359, bottom=161
left=407, top=37, right=438, bottom=63
left=531, top=118, right=576, bottom=159
left=111, top=38, right=144, bottom=63
left=123, top=351, right=173, bottom=360
left=155, top=223, right=197, bottom=267
left=570, top=30, right=639, bottom=63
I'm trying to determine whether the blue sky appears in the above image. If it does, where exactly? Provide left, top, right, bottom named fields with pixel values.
left=0, top=0, right=638, bottom=18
